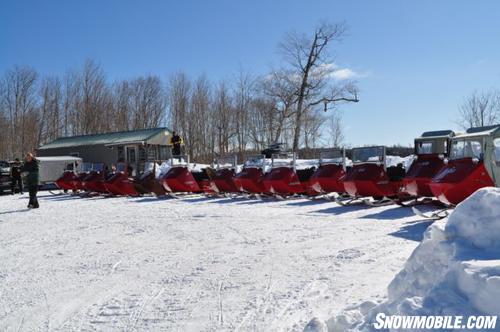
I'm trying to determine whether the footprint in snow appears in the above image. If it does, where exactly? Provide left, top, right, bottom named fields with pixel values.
left=336, top=248, right=364, bottom=260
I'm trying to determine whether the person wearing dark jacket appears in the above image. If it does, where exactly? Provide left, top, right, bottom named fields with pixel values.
left=10, top=158, right=23, bottom=195
left=21, top=153, right=39, bottom=209
left=170, top=131, right=183, bottom=157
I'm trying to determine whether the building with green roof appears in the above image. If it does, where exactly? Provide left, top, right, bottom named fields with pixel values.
left=37, top=127, right=172, bottom=174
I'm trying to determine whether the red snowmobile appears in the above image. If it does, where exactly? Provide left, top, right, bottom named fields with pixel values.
left=55, top=171, right=80, bottom=192
left=161, top=156, right=212, bottom=194
left=207, top=155, right=240, bottom=195
left=261, top=152, right=316, bottom=198
left=342, top=146, right=407, bottom=206
left=81, top=163, right=110, bottom=194
left=308, top=148, right=348, bottom=198
left=428, top=125, right=500, bottom=206
left=401, top=130, right=455, bottom=199
left=133, top=162, right=167, bottom=197
left=103, top=163, right=139, bottom=196
left=63, top=163, right=96, bottom=192
left=232, top=155, right=270, bottom=196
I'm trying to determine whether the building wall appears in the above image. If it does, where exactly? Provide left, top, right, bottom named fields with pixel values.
left=37, top=145, right=119, bottom=167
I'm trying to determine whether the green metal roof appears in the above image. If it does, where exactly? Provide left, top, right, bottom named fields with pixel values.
left=38, top=127, right=171, bottom=150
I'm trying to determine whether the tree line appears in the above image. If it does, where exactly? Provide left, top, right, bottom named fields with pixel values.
left=0, top=22, right=360, bottom=162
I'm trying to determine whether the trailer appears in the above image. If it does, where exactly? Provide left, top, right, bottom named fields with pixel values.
left=37, top=156, right=82, bottom=187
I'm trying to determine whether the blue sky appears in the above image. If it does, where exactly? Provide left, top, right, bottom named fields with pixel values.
left=1, top=0, right=500, bottom=146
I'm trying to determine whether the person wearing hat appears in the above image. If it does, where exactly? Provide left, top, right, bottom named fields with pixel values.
left=20, top=152, right=39, bottom=209
left=10, top=158, right=23, bottom=195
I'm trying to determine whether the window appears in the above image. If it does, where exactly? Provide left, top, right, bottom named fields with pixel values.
left=139, top=146, right=146, bottom=161
left=415, top=139, right=447, bottom=155
left=416, top=142, right=433, bottom=154
left=147, top=146, right=157, bottom=161
left=450, top=139, right=483, bottom=160
left=320, top=149, right=344, bottom=165
left=69, top=152, right=79, bottom=157
left=494, top=138, right=500, bottom=164
left=352, top=146, right=384, bottom=163
left=126, top=147, right=136, bottom=164
left=117, top=147, right=125, bottom=162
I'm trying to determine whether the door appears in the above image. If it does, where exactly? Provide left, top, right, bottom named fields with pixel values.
left=125, top=145, right=137, bottom=176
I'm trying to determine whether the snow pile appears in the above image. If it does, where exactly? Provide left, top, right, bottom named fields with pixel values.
left=320, top=157, right=353, bottom=167
left=386, top=155, right=415, bottom=169
left=244, top=157, right=272, bottom=172
left=363, top=155, right=415, bottom=169
left=158, top=161, right=171, bottom=178
left=295, top=159, right=319, bottom=170
left=316, top=187, right=500, bottom=331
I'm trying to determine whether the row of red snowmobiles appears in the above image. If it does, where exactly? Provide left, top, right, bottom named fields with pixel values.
left=55, top=125, right=500, bottom=220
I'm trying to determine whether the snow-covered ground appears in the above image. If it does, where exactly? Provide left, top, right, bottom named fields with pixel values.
left=323, top=188, right=500, bottom=331
left=0, top=192, right=428, bottom=331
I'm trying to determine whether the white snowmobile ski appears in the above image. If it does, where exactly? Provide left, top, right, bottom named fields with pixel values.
left=412, top=206, right=450, bottom=220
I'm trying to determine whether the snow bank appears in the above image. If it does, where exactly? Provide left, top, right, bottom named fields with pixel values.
left=386, top=155, right=415, bottom=169
left=314, top=187, right=500, bottom=331
left=364, top=155, right=415, bottom=169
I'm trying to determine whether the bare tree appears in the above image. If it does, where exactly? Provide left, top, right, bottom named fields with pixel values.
left=458, top=89, right=500, bottom=129
left=38, top=76, right=62, bottom=146
left=167, top=72, right=191, bottom=152
left=259, top=70, right=297, bottom=146
left=129, top=75, right=166, bottom=129
left=112, top=80, right=132, bottom=131
left=190, top=74, right=212, bottom=160
left=279, top=22, right=359, bottom=151
left=212, top=80, right=234, bottom=155
left=0, top=66, right=39, bottom=158
left=327, top=111, right=344, bottom=147
left=233, top=69, right=255, bottom=157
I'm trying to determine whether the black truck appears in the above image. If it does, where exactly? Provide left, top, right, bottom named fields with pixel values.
left=0, top=160, right=12, bottom=194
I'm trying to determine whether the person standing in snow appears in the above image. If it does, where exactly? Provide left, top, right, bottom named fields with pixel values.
left=10, top=158, right=23, bottom=195
left=21, top=153, right=39, bottom=209
left=170, top=131, right=183, bottom=160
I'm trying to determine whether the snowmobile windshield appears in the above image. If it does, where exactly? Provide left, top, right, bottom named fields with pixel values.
left=244, top=155, right=265, bottom=168
left=216, top=156, right=236, bottom=169
left=92, top=163, right=105, bottom=171
left=450, top=139, right=483, bottom=160
left=272, top=153, right=295, bottom=168
left=116, top=163, right=127, bottom=172
left=0, top=161, right=10, bottom=173
left=319, top=149, right=344, bottom=165
left=82, top=163, right=94, bottom=172
left=351, top=146, right=385, bottom=164
left=415, top=139, right=448, bottom=155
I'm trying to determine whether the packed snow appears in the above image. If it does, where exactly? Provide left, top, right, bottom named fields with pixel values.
left=321, top=187, right=500, bottom=331
left=0, top=191, right=427, bottom=331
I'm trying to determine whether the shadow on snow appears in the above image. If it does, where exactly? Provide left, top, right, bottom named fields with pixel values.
left=311, top=204, right=372, bottom=215
left=388, top=220, right=434, bottom=242
left=360, top=206, right=417, bottom=220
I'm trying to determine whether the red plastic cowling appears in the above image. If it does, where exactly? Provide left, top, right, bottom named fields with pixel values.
left=82, top=171, right=108, bottom=193
left=429, top=158, right=494, bottom=205
left=161, top=167, right=202, bottom=193
left=262, top=167, right=305, bottom=195
left=71, top=172, right=89, bottom=191
left=210, top=168, right=239, bottom=194
left=343, top=164, right=402, bottom=198
left=308, top=164, right=346, bottom=194
left=133, top=172, right=166, bottom=196
left=233, top=167, right=268, bottom=194
left=401, top=154, right=446, bottom=197
left=55, top=171, right=79, bottom=191
left=104, top=172, right=139, bottom=196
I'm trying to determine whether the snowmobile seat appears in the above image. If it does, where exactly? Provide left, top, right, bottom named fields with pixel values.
left=387, top=164, right=405, bottom=182
left=192, top=169, right=210, bottom=182
left=296, top=167, right=316, bottom=183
